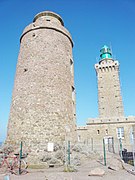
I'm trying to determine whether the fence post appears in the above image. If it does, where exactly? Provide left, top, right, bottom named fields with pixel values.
left=132, top=125, right=135, bottom=171
left=67, top=140, right=70, bottom=165
left=112, top=137, right=115, bottom=153
left=103, top=138, right=106, bottom=166
left=119, top=138, right=123, bottom=159
left=91, top=138, right=93, bottom=151
left=19, top=141, right=23, bottom=175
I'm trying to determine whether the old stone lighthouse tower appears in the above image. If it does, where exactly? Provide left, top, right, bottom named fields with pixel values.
left=95, top=45, right=124, bottom=118
left=6, top=11, right=77, bottom=158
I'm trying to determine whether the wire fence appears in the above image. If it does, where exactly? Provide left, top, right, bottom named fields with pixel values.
left=1, top=126, right=135, bottom=169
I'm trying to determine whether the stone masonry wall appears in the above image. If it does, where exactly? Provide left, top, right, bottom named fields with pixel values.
left=6, top=11, right=77, bottom=164
left=95, top=59, right=124, bottom=118
left=78, top=116, right=135, bottom=153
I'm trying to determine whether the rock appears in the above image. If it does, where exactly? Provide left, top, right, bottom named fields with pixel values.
left=54, top=143, right=62, bottom=151
left=81, top=150, right=89, bottom=156
left=49, top=157, right=60, bottom=164
left=14, top=147, right=20, bottom=155
left=41, top=153, right=52, bottom=162
left=88, top=168, right=105, bottom=176
left=71, top=155, right=81, bottom=166
left=1, top=144, right=14, bottom=154
left=55, top=150, right=64, bottom=160
left=108, top=158, right=123, bottom=171
left=72, top=144, right=82, bottom=152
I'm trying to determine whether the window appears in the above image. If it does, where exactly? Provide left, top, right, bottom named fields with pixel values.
left=117, top=127, right=124, bottom=139
left=24, top=68, right=28, bottom=72
left=72, top=86, right=75, bottom=102
left=106, top=129, right=108, bottom=135
left=78, top=135, right=81, bottom=142
left=72, top=86, right=76, bottom=115
left=70, top=59, right=73, bottom=74
left=97, top=130, right=100, bottom=135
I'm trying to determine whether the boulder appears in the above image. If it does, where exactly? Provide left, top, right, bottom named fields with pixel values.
left=41, top=153, right=52, bottom=162
left=72, top=144, right=82, bottom=152
left=88, top=168, right=105, bottom=176
left=55, top=150, right=64, bottom=161
left=108, top=157, right=123, bottom=171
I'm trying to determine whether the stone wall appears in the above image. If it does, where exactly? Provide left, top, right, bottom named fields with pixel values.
left=6, top=11, right=77, bottom=165
left=95, top=59, right=124, bottom=118
left=77, top=116, right=135, bottom=153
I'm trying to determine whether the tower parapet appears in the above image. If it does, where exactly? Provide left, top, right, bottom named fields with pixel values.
left=20, top=11, right=73, bottom=47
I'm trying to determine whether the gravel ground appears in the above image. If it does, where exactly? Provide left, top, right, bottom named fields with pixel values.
left=0, top=160, right=135, bottom=180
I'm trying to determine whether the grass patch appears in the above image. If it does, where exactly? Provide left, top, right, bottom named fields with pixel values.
left=63, top=164, right=77, bottom=172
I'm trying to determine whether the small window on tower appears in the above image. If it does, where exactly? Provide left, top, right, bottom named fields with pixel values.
left=72, top=86, right=75, bottom=100
left=70, top=59, right=73, bottom=74
left=106, top=129, right=108, bottom=135
left=24, top=68, right=28, bottom=72
left=97, top=130, right=100, bottom=135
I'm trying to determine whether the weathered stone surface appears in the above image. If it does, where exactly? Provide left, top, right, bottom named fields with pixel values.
left=6, top=11, right=77, bottom=165
left=72, top=144, right=82, bottom=152
left=71, top=155, right=81, bottom=166
left=95, top=56, right=124, bottom=118
left=108, top=157, right=123, bottom=171
left=55, top=150, right=64, bottom=161
left=88, top=167, right=105, bottom=176
left=48, top=157, right=61, bottom=165
left=41, top=153, right=52, bottom=162
left=0, top=144, right=14, bottom=154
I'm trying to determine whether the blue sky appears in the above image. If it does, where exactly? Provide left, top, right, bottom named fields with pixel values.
left=0, top=0, right=135, bottom=142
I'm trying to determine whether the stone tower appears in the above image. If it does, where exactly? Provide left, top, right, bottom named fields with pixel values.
left=95, top=45, right=124, bottom=118
left=6, top=11, right=77, bottom=162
